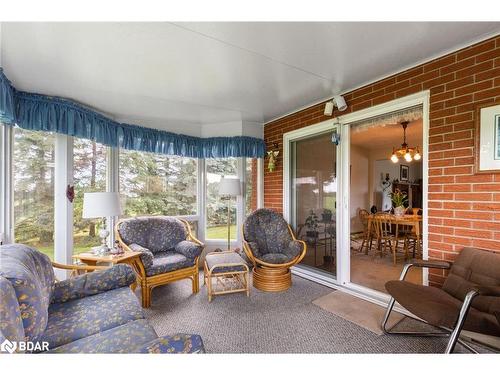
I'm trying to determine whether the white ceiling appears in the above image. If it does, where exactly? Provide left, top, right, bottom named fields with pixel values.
left=1, top=22, right=499, bottom=136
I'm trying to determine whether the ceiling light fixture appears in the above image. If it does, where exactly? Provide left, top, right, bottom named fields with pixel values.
left=390, top=121, right=421, bottom=163
left=324, top=95, right=348, bottom=116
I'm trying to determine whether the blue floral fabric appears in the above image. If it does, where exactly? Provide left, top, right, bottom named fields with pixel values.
left=175, top=240, right=202, bottom=260
left=41, top=286, right=144, bottom=350
left=117, top=216, right=188, bottom=253
left=146, top=252, right=195, bottom=277
left=0, top=244, right=55, bottom=342
left=135, top=334, right=205, bottom=353
left=129, top=243, right=154, bottom=269
left=47, top=319, right=159, bottom=353
left=243, top=209, right=303, bottom=264
left=0, top=276, right=24, bottom=348
left=51, top=264, right=136, bottom=304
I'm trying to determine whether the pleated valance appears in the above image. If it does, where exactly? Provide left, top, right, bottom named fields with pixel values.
left=0, top=68, right=265, bottom=158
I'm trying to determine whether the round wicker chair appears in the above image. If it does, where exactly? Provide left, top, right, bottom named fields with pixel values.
left=242, top=208, right=306, bottom=292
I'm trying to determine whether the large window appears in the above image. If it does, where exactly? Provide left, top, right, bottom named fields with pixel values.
left=13, top=127, right=55, bottom=259
left=73, top=139, right=107, bottom=253
left=119, top=149, right=197, bottom=217
left=205, top=158, right=237, bottom=240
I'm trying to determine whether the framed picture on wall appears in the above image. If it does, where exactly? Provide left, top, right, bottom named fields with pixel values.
left=400, top=165, right=409, bottom=181
left=475, top=100, right=500, bottom=173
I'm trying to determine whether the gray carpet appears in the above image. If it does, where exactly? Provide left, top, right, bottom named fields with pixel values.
left=142, top=273, right=486, bottom=353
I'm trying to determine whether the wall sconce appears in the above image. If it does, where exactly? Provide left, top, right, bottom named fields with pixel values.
left=267, top=143, right=279, bottom=172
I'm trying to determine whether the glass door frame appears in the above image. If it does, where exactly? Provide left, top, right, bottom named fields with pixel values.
left=283, top=91, right=430, bottom=304
left=283, top=119, right=342, bottom=280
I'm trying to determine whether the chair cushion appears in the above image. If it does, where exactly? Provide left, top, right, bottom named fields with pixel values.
left=129, top=243, right=154, bottom=269
left=205, top=252, right=248, bottom=274
left=0, top=244, right=55, bottom=342
left=47, top=319, right=158, bottom=353
left=175, top=240, right=202, bottom=260
left=117, top=216, right=188, bottom=253
left=243, top=208, right=294, bottom=256
left=40, top=286, right=144, bottom=350
left=386, top=280, right=500, bottom=336
left=0, top=276, right=25, bottom=347
left=146, top=252, right=195, bottom=277
left=259, top=253, right=293, bottom=264
left=135, top=334, right=205, bottom=353
left=442, top=247, right=500, bottom=315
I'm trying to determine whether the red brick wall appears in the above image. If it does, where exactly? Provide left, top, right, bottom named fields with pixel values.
left=264, top=35, right=500, bottom=286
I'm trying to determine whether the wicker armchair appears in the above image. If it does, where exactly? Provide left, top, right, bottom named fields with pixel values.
left=242, top=209, right=306, bottom=292
left=115, top=216, right=204, bottom=308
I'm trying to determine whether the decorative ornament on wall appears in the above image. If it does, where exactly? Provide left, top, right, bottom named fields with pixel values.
left=66, top=185, right=75, bottom=203
left=267, top=143, right=279, bottom=172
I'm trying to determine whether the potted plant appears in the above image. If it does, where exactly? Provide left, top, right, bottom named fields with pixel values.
left=321, top=208, right=333, bottom=222
left=389, top=189, right=408, bottom=217
left=305, top=210, right=319, bottom=238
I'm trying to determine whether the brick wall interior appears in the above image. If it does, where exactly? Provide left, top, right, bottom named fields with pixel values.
left=264, top=35, right=500, bottom=286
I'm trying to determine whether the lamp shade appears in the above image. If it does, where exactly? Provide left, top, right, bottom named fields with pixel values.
left=219, top=177, right=241, bottom=196
left=82, top=192, right=123, bottom=219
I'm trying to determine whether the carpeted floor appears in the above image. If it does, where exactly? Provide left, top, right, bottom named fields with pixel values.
left=142, top=273, right=484, bottom=354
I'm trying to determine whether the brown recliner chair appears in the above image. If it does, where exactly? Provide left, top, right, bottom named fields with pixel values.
left=381, top=247, right=500, bottom=353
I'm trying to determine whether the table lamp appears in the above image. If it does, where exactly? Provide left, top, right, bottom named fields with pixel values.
left=82, top=192, right=123, bottom=255
left=219, top=177, right=241, bottom=251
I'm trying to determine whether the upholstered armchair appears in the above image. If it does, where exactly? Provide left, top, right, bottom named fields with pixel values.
left=115, top=216, right=204, bottom=308
left=242, top=208, right=306, bottom=292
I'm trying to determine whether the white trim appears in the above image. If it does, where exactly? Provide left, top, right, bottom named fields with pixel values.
left=283, top=91, right=431, bottom=302
left=106, top=146, right=119, bottom=246
left=54, top=134, right=73, bottom=279
left=265, top=30, right=500, bottom=125
left=198, top=158, right=206, bottom=241
left=283, top=118, right=338, bottom=220
left=0, top=124, right=13, bottom=244
left=236, top=157, right=245, bottom=247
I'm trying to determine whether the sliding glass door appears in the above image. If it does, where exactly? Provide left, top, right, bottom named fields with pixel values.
left=289, top=130, right=338, bottom=278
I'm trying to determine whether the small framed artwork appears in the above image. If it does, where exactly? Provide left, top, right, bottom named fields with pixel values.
left=475, top=100, right=500, bottom=173
left=400, top=165, right=409, bottom=181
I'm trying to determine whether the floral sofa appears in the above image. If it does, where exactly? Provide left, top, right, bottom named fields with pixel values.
left=0, top=244, right=204, bottom=354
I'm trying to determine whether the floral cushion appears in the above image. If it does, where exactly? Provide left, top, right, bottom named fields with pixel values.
left=146, top=252, right=195, bottom=277
left=117, top=216, right=188, bottom=253
left=41, top=286, right=144, bottom=350
left=175, top=240, right=202, bottom=260
left=135, top=334, right=205, bottom=353
left=51, top=264, right=136, bottom=304
left=0, top=244, right=55, bottom=342
left=243, top=209, right=302, bottom=264
left=0, top=276, right=24, bottom=349
left=129, top=243, right=154, bottom=269
left=47, top=319, right=158, bottom=353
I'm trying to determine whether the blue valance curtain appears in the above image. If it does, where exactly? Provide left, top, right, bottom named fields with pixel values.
left=0, top=68, right=265, bottom=158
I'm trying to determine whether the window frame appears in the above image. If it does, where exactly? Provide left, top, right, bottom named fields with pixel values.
left=0, top=123, right=264, bottom=267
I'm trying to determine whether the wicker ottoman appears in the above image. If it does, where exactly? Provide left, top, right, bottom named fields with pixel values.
left=203, top=251, right=250, bottom=302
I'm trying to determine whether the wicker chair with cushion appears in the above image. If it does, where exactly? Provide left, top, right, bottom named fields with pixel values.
left=115, top=216, right=204, bottom=308
left=242, top=208, right=306, bottom=292
left=381, top=247, right=500, bottom=353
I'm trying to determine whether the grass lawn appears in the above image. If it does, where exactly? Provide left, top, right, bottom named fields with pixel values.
left=23, top=225, right=237, bottom=260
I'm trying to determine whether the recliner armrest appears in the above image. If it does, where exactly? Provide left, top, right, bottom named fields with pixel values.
left=408, top=259, right=452, bottom=269
left=472, top=285, right=500, bottom=297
